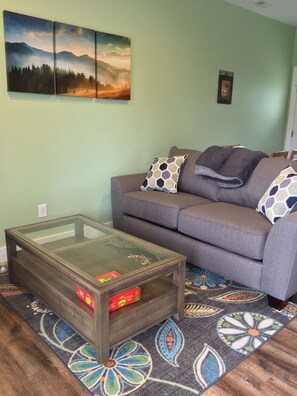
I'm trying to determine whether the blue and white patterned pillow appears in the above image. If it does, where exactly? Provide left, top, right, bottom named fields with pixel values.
left=256, top=165, right=297, bottom=224
left=140, top=155, right=188, bottom=193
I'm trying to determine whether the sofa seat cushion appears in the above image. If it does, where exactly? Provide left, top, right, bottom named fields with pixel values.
left=123, top=191, right=212, bottom=229
left=178, top=202, right=272, bottom=260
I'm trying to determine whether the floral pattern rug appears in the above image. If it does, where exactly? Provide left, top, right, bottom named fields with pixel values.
left=1, top=265, right=297, bottom=395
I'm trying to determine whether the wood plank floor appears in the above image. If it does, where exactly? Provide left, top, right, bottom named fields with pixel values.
left=1, top=271, right=297, bottom=395
left=204, top=319, right=297, bottom=396
left=0, top=273, right=90, bottom=396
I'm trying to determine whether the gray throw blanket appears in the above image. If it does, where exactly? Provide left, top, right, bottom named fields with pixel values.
left=194, top=145, right=268, bottom=188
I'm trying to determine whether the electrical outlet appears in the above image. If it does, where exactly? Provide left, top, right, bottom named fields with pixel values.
left=0, top=264, right=8, bottom=274
left=38, top=203, right=47, bottom=218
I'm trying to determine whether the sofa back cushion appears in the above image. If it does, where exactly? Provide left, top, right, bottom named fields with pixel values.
left=218, top=157, right=297, bottom=208
left=169, top=146, right=220, bottom=201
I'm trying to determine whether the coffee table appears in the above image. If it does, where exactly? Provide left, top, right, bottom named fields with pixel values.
left=5, top=214, right=186, bottom=364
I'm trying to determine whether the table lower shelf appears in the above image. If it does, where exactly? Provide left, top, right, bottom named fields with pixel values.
left=11, top=250, right=179, bottom=348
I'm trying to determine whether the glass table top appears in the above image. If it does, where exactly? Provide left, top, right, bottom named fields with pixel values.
left=8, top=215, right=174, bottom=284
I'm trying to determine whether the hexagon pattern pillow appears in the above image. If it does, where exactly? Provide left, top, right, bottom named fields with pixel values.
left=141, top=155, right=188, bottom=193
left=256, top=165, right=297, bottom=224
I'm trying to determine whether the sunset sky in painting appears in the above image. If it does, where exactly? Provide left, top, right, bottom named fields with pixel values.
left=4, top=11, right=130, bottom=70
left=96, top=32, right=131, bottom=70
left=54, top=22, right=95, bottom=58
left=4, top=11, right=53, bottom=53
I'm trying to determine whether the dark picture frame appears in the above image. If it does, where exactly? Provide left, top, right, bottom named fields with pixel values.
left=217, top=70, right=234, bottom=105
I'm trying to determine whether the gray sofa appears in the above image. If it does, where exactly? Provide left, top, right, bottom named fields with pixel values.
left=111, top=146, right=297, bottom=308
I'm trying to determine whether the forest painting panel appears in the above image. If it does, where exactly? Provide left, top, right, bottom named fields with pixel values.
left=3, top=11, right=131, bottom=100
left=96, top=32, right=131, bottom=100
left=54, top=22, right=96, bottom=98
left=3, top=11, right=54, bottom=94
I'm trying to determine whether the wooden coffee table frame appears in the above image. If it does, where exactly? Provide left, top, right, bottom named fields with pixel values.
left=5, top=215, right=186, bottom=364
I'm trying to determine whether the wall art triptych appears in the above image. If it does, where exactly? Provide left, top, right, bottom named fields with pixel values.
left=3, top=11, right=131, bottom=100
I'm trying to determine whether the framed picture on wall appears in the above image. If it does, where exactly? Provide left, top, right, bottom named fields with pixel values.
left=217, top=70, right=234, bottom=105
left=3, top=11, right=55, bottom=94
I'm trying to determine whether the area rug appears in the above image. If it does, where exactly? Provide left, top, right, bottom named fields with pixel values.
left=1, top=265, right=297, bottom=396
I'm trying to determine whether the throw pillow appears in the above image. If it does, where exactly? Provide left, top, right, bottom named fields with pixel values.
left=256, top=165, right=297, bottom=224
left=140, top=155, right=188, bottom=193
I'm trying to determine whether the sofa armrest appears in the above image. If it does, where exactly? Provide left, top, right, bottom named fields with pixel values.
left=262, top=211, right=297, bottom=300
left=111, top=173, right=146, bottom=230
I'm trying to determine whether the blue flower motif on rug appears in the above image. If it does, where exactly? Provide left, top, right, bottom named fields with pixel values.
left=217, top=312, right=283, bottom=355
left=54, top=319, right=76, bottom=342
left=68, top=340, right=152, bottom=395
left=155, top=318, right=184, bottom=367
left=186, top=266, right=231, bottom=290
left=194, top=343, right=225, bottom=389
left=38, top=314, right=77, bottom=354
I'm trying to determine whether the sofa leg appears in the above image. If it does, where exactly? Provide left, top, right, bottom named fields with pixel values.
left=267, top=295, right=287, bottom=310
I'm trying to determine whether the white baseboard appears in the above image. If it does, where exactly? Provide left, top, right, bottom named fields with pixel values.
left=0, top=221, right=114, bottom=264
left=0, top=246, right=7, bottom=264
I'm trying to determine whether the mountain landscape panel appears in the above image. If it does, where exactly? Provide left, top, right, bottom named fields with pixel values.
left=3, top=11, right=55, bottom=94
left=96, top=32, right=131, bottom=100
left=3, top=11, right=131, bottom=100
left=54, top=22, right=96, bottom=98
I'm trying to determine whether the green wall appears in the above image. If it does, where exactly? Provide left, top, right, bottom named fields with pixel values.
left=0, top=0, right=295, bottom=250
left=293, top=29, right=297, bottom=66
